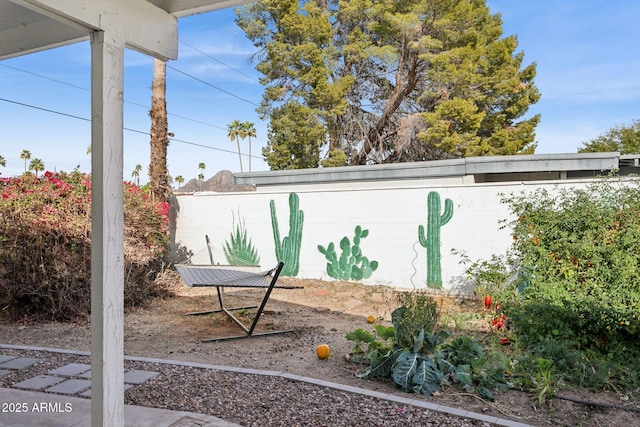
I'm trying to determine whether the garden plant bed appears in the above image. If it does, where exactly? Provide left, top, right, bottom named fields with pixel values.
left=1, top=277, right=638, bottom=426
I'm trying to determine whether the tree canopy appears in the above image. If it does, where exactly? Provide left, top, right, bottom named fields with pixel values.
left=236, top=0, right=540, bottom=170
left=578, top=120, right=640, bottom=154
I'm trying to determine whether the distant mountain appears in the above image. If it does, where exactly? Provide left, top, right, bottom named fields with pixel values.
left=175, top=170, right=255, bottom=193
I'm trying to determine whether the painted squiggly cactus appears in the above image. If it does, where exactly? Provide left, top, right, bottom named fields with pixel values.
left=270, top=193, right=304, bottom=276
left=418, top=191, right=453, bottom=289
left=318, top=225, right=378, bottom=281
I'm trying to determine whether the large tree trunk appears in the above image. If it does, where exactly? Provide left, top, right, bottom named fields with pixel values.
left=350, top=50, right=421, bottom=165
left=149, top=59, right=170, bottom=203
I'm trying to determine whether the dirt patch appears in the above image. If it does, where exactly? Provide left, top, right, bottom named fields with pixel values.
left=1, top=277, right=638, bottom=426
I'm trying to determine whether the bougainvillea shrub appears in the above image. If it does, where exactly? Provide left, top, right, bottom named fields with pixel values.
left=0, top=171, right=171, bottom=321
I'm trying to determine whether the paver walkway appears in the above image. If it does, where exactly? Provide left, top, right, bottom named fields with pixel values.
left=0, top=354, right=158, bottom=398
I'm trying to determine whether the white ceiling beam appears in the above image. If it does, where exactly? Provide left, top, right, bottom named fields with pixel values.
left=9, top=0, right=178, bottom=60
left=157, top=0, right=251, bottom=18
left=0, top=15, right=86, bottom=59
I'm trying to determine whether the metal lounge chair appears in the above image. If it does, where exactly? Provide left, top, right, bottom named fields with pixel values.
left=176, top=261, right=301, bottom=342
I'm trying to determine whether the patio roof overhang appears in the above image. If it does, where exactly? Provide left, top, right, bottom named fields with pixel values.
left=0, top=0, right=248, bottom=60
left=0, top=1, right=250, bottom=426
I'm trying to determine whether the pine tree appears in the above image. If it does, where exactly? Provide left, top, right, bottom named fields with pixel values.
left=236, top=0, right=540, bottom=169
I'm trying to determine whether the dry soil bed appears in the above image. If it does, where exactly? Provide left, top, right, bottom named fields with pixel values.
left=1, top=277, right=638, bottom=426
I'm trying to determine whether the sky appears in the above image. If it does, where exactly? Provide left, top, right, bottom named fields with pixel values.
left=1, top=1, right=639, bottom=184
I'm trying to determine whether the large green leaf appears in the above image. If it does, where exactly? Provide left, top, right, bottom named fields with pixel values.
left=476, top=385, right=495, bottom=401
left=440, top=335, right=484, bottom=365
left=423, top=329, right=451, bottom=353
left=413, top=328, right=425, bottom=353
left=364, top=348, right=400, bottom=379
left=392, top=350, right=421, bottom=391
left=345, top=328, right=376, bottom=343
left=391, top=306, right=409, bottom=345
left=412, top=357, right=443, bottom=396
left=437, top=358, right=456, bottom=377
left=454, top=364, right=474, bottom=390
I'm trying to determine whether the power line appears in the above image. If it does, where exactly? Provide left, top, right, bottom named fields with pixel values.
left=180, top=41, right=261, bottom=84
left=0, top=97, right=264, bottom=160
left=0, top=62, right=260, bottom=131
left=0, top=63, right=88, bottom=91
left=0, top=97, right=90, bottom=122
left=166, top=64, right=260, bottom=107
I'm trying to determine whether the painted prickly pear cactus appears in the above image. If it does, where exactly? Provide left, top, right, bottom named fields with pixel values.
left=418, top=191, right=454, bottom=289
left=270, top=193, right=304, bottom=276
left=318, top=225, right=379, bottom=281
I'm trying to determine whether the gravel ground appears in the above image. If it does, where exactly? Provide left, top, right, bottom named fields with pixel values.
left=0, top=347, right=504, bottom=427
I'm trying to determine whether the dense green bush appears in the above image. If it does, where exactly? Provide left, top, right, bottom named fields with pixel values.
left=497, top=177, right=640, bottom=389
left=0, top=171, right=171, bottom=321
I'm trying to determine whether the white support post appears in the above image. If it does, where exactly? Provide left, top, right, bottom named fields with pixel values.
left=90, top=30, right=125, bottom=427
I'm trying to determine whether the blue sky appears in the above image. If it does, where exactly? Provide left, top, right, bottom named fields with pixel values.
left=1, top=1, right=639, bottom=184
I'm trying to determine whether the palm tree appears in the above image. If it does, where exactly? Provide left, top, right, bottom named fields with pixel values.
left=242, top=122, right=256, bottom=172
left=227, top=120, right=244, bottom=173
left=198, top=162, right=206, bottom=191
left=0, top=155, right=6, bottom=168
left=174, top=175, right=185, bottom=189
left=20, top=150, right=31, bottom=173
left=149, top=58, right=171, bottom=203
left=131, top=164, right=142, bottom=186
left=29, top=158, right=44, bottom=177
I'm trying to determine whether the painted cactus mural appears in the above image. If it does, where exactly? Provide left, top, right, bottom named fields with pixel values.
left=223, top=212, right=260, bottom=266
left=270, top=193, right=304, bottom=276
left=418, top=191, right=454, bottom=289
left=318, top=225, right=379, bottom=281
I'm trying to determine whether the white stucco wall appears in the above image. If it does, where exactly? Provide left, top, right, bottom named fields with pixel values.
left=171, top=178, right=595, bottom=292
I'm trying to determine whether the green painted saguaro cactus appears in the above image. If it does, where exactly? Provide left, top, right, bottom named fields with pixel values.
left=270, top=193, right=304, bottom=276
left=418, top=191, right=454, bottom=289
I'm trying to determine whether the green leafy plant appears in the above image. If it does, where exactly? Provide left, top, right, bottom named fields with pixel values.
left=346, top=292, right=510, bottom=400
left=453, top=249, right=512, bottom=302
left=533, top=358, right=556, bottom=405
left=435, top=336, right=510, bottom=400
left=346, top=325, right=397, bottom=378
left=463, top=176, right=640, bottom=392
left=223, top=212, right=260, bottom=266
left=318, top=225, right=378, bottom=281
left=392, top=292, right=440, bottom=351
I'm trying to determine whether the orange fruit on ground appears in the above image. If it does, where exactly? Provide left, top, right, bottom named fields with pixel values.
left=316, top=344, right=331, bottom=359
left=367, top=315, right=376, bottom=323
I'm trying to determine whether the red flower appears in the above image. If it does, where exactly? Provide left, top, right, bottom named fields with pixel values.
left=484, top=295, right=492, bottom=309
left=500, top=337, right=510, bottom=345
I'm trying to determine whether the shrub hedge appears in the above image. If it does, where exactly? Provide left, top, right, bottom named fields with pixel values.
left=0, top=171, right=171, bottom=321
left=498, top=177, right=640, bottom=389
